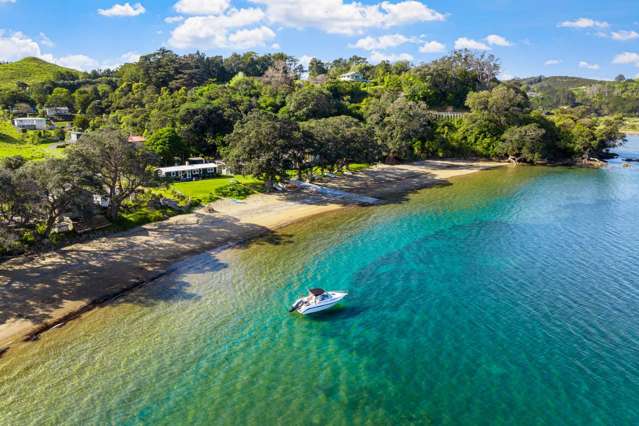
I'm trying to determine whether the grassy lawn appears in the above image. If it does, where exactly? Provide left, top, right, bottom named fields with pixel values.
left=170, top=175, right=263, bottom=200
left=0, top=120, right=64, bottom=160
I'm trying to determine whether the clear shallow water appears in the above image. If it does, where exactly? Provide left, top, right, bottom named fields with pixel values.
left=2, top=137, right=639, bottom=425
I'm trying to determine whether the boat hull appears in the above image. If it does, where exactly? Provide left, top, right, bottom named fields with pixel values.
left=293, top=292, right=347, bottom=315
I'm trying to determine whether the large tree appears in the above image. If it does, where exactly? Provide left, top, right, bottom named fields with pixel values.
left=67, top=129, right=158, bottom=220
left=301, top=116, right=377, bottom=173
left=146, top=127, right=188, bottom=166
left=225, top=110, right=302, bottom=190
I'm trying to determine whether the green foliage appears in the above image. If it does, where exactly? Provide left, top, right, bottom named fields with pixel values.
left=146, top=127, right=188, bottom=165
left=214, top=181, right=254, bottom=199
left=225, top=110, right=302, bottom=190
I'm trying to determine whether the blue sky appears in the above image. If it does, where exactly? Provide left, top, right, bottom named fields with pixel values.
left=0, top=0, right=638, bottom=79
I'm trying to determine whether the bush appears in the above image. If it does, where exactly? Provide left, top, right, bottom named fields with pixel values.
left=214, top=181, right=254, bottom=199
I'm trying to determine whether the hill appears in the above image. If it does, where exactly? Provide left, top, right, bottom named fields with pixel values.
left=0, top=57, right=83, bottom=90
left=513, top=76, right=605, bottom=92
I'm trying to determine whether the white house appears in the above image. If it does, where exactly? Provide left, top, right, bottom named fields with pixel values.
left=157, top=162, right=220, bottom=181
left=45, top=107, right=71, bottom=118
left=68, top=131, right=84, bottom=143
left=338, top=71, right=368, bottom=83
left=13, top=117, right=48, bottom=130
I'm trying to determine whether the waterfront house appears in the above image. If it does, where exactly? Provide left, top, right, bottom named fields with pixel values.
left=13, top=117, right=48, bottom=130
left=338, top=71, right=368, bottom=83
left=157, top=161, right=221, bottom=181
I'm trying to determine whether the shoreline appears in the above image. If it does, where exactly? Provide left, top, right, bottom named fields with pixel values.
left=0, top=160, right=503, bottom=355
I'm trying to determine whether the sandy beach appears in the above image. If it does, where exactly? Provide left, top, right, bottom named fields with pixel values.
left=0, top=160, right=502, bottom=352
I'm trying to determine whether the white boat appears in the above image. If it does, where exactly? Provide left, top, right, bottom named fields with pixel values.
left=289, top=288, right=348, bottom=315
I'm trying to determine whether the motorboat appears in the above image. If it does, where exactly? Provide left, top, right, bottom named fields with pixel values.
left=289, top=288, right=348, bottom=315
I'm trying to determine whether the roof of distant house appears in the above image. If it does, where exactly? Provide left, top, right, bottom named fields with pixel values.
left=128, top=136, right=146, bottom=143
left=157, top=163, right=219, bottom=173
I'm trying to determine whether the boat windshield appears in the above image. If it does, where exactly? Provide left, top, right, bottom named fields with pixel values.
left=318, top=294, right=331, bottom=301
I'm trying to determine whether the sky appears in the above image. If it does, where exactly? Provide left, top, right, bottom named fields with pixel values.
left=0, top=0, right=638, bottom=80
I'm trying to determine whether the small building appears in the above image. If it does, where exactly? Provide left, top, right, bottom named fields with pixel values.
left=10, top=103, right=35, bottom=116
left=157, top=162, right=220, bottom=181
left=338, top=71, right=368, bottom=83
left=68, top=131, right=84, bottom=143
left=45, top=107, right=72, bottom=119
left=128, top=135, right=146, bottom=146
left=13, top=117, right=48, bottom=130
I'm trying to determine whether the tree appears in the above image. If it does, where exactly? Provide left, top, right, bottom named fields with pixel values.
left=225, top=110, right=302, bottom=190
left=466, top=84, right=531, bottom=127
left=308, top=58, right=328, bottom=78
left=46, top=88, right=73, bottom=108
left=366, top=95, right=433, bottom=162
left=67, top=129, right=158, bottom=220
left=498, top=124, right=546, bottom=164
left=146, top=127, right=188, bottom=165
left=23, top=159, right=88, bottom=239
left=411, top=50, right=500, bottom=108
left=301, top=116, right=377, bottom=173
left=283, top=85, right=338, bottom=121
left=615, top=74, right=626, bottom=82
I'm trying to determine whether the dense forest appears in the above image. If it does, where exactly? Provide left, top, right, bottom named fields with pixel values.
left=0, top=49, right=627, bottom=254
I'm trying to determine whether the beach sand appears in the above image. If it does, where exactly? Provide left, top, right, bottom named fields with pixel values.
left=0, top=160, right=502, bottom=351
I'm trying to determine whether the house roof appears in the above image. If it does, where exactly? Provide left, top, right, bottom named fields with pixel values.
left=157, top=163, right=219, bottom=173
left=128, top=136, right=146, bottom=143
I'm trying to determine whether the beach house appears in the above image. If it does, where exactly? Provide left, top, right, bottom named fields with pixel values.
left=13, top=117, right=48, bottom=130
left=156, top=161, right=221, bottom=181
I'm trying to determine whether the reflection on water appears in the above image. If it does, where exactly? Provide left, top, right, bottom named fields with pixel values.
left=2, top=143, right=639, bottom=425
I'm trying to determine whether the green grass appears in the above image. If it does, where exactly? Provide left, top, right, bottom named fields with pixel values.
left=0, top=120, right=62, bottom=160
left=0, top=57, right=82, bottom=90
left=170, top=176, right=263, bottom=201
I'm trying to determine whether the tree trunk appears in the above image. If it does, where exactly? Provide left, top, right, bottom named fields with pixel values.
left=264, top=177, right=274, bottom=193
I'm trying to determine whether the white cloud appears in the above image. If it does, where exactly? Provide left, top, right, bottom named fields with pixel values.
left=168, top=8, right=271, bottom=49
left=0, top=31, right=42, bottom=61
left=271, top=42, right=280, bottom=49
left=298, top=54, right=313, bottom=69
left=544, top=59, right=561, bottom=65
left=0, top=0, right=16, bottom=3
left=38, top=32, right=54, bottom=48
left=350, top=34, right=414, bottom=50
left=227, top=26, right=276, bottom=48
left=454, top=37, right=490, bottom=51
left=164, top=16, right=185, bottom=24
left=613, top=51, right=639, bottom=66
left=485, top=34, right=512, bottom=47
left=249, top=0, right=446, bottom=35
left=611, top=30, right=639, bottom=41
left=579, top=61, right=600, bottom=70
left=98, top=2, right=146, bottom=17
left=370, top=50, right=413, bottom=64
left=559, top=17, right=608, bottom=29
left=174, top=0, right=230, bottom=15
left=419, top=40, right=445, bottom=53
left=500, top=72, right=514, bottom=80
left=54, top=55, right=99, bottom=71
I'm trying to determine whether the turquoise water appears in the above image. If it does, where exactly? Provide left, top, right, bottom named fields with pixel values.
left=2, top=138, right=639, bottom=425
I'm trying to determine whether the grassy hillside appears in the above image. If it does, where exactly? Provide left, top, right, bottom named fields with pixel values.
left=517, top=76, right=604, bottom=91
left=0, top=57, right=82, bottom=90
